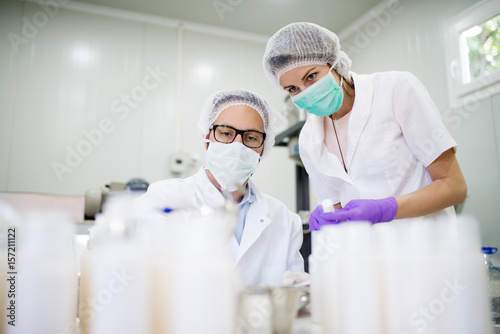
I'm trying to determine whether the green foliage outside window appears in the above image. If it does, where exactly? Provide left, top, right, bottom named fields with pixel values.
left=463, top=14, right=500, bottom=81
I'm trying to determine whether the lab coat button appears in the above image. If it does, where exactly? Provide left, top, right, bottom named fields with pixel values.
left=260, top=219, right=264, bottom=223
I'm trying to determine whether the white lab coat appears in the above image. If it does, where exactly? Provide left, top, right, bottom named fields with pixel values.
left=299, top=71, right=457, bottom=222
left=133, top=167, right=304, bottom=287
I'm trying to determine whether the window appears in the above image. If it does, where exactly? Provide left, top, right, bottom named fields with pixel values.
left=444, top=0, right=500, bottom=108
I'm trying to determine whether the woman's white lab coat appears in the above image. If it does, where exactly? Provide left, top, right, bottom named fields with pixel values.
left=299, top=71, right=457, bottom=221
left=134, top=167, right=304, bottom=287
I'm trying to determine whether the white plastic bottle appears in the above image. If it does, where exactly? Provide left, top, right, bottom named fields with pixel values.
left=308, top=199, right=335, bottom=325
left=372, top=222, right=406, bottom=334
left=436, top=216, right=493, bottom=334
left=482, top=246, right=500, bottom=327
left=86, top=194, right=150, bottom=334
left=336, top=221, right=381, bottom=334
left=78, top=239, right=92, bottom=334
left=317, top=223, right=344, bottom=334
left=136, top=211, right=183, bottom=334
left=170, top=207, right=237, bottom=334
left=9, top=211, right=78, bottom=334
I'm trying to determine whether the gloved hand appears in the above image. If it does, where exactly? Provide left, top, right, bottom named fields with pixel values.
left=326, top=197, right=398, bottom=224
left=308, top=204, right=342, bottom=231
left=282, top=270, right=310, bottom=287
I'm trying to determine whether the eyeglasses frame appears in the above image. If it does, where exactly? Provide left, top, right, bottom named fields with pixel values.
left=209, top=124, right=266, bottom=148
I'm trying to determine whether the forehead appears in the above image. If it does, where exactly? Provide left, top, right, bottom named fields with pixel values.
left=213, top=105, right=264, bottom=131
left=279, top=64, right=330, bottom=86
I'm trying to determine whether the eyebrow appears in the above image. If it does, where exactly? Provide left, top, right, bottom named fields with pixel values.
left=282, top=67, right=317, bottom=91
left=217, top=124, right=264, bottom=133
left=301, top=67, right=317, bottom=81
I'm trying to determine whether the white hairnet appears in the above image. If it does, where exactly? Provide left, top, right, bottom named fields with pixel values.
left=262, top=22, right=352, bottom=90
left=197, top=89, right=275, bottom=158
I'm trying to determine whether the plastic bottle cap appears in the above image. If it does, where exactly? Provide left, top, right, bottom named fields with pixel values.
left=482, top=247, right=498, bottom=254
left=321, top=199, right=334, bottom=213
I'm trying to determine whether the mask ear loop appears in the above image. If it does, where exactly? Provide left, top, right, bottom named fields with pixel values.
left=203, top=137, right=211, bottom=150
left=329, top=65, right=343, bottom=88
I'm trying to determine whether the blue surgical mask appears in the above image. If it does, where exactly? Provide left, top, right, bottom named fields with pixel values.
left=291, top=70, right=344, bottom=117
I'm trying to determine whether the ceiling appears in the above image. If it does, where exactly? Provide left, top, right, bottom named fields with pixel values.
left=72, top=0, right=383, bottom=37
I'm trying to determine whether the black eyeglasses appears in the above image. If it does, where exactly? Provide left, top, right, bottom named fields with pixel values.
left=209, top=124, right=266, bottom=148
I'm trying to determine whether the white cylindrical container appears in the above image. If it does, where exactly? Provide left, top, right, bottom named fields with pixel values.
left=372, top=222, right=406, bottom=334
left=78, top=243, right=92, bottom=334
left=236, top=288, right=273, bottom=334
left=87, top=194, right=150, bottom=334
left=308, top=199, right=335, bottom=326
left=170, top=208, right=237, bottom=334
left=136, top=215, right=182, bottom=334
left=318, top=224, right=344, bottom=334
left=8, top=212, right=78, bottom=334
left=482, top=246, right=500, bottom=327
left=88, top=239, right=150, bottom=334
left=436, top=216, right=493, bottom=334
left=336, top=221, right=382, bottom=334
left=321, top=199, right=334, bottom=213
left=397, top=219, right=442, bottom=334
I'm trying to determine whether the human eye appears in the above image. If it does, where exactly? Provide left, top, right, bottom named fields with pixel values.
left=306, top=72, right=317, bottom=81
left=216, top=126, right=235, bottom=140
left=244, top=131, right=263, bottom=143
left=286, top=86, right=298, bottom=93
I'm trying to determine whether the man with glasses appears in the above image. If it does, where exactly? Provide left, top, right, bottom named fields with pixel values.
left=134, top=89, right=305, bottom=287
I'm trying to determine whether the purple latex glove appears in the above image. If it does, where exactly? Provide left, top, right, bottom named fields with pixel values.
left=309, top=205, right=343, bottom=231
left=326, top=197, right=398, bottom=224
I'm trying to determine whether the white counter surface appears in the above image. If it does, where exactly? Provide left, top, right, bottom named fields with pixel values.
left=289, top=312, right=320, bottom=334
left=289, top=314, right=500, bottom=334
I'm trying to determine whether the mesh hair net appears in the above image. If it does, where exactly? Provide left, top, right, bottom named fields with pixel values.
left=197, top=89, right=276, bottom=158
left=262, top=22, right=352, bottom=90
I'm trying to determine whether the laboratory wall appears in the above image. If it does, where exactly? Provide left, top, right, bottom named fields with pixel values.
left=0, top=1, right=297, bottom=212
left=340, top=0, right=500, bottom=247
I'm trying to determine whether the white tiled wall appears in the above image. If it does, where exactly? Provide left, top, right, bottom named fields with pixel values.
left=0, top=0, right=297, bottom=211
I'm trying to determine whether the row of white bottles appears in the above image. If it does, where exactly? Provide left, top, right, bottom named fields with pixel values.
left=0, top=202, right=78, bottom=334
left=0, top=193, right=238, bottom=334
left=309, top=215, right=493, bottom=334
left=79, top=194, right=238, bottom=334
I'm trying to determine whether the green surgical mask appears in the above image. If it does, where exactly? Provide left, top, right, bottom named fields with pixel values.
left=291, top=70, right=344, bottom=117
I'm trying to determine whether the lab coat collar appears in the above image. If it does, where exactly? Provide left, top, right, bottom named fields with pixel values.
left=194, top=168, right=271, bottom=266
left=231, top=180, right=271, bottom=267
left=238, top=185, right=256, bottom=207
left=303, top=114, right=352, bottom=183
left=345, top=72, right=372, bottom=172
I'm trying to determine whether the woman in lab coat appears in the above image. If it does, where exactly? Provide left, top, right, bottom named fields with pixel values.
left=262, top=22, right=467, bottom=229
left=134, top=89, right=304, bottom=287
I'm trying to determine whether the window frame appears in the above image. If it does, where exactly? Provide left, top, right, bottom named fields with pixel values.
left=443, top=0, right=500, bottom=108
